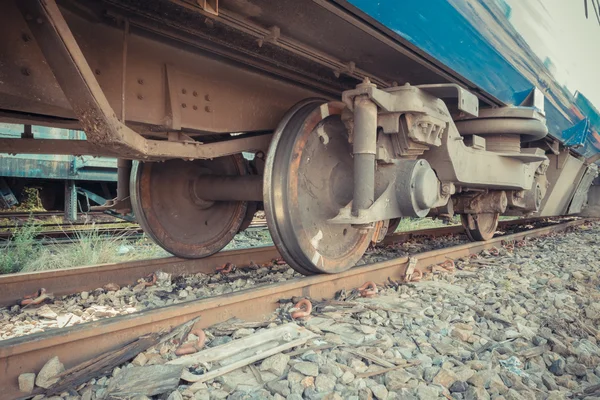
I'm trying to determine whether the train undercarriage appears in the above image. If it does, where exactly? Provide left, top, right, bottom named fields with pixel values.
left=0, top=0, right=597, bottom=274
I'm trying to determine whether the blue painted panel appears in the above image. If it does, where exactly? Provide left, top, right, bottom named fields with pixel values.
left=346, top=0, right=600, bottom=159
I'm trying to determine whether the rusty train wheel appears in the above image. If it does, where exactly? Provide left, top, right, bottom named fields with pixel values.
left=460, top=213, right=499, bottom=241
left=131, top=156, right=247, bottom=258
left=264, top=99, right=373, bottom=275
left=385, top=218, right=402, bottom=237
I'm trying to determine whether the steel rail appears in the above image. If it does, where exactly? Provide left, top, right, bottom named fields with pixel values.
left=382, top=216, right=559, bottom=245
left=0, top=246, right=280, bottom=308
left=0, top=216, right=564, bottom=307
left=0, top=218, right=588, bottom=399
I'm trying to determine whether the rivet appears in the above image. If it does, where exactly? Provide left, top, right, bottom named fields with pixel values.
left=25, top=14, right=33, bottom=21
left=193, top=105, right=198, bottom=110
left=36, top=18, right=43, bottom=24
left=21, top=67, right=30, bottom=76
left=205, top=106, right=212, bottom=112
left=205, top=94, right=211, bottom=101
left=182, top=103, right=187, bottom=108
left=193, top=91, right=198, bottom=97
left=138, top=79, right=144, bottom=85
left=22, top=33, right=31, bottom=42
left=182, top=89, right=187, bottom=94
left=137, top=94, right=143, bottom=100
left=95, top=69, right=101, bottom=75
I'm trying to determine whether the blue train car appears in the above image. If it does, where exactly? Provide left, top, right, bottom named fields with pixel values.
left=0, top=123, right=118, bottom=217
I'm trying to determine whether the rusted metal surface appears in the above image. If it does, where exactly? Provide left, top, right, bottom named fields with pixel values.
left=264, top=99, right=372, bottom=275
left=4, top=0, right=304, bottom=159
left=0, top=245, right=279, bottom=307
left=0, top=219, right=588, bottom=398
left=130, top=155, right=248, bottom=258
left=382, top=216, right=555, bottom=245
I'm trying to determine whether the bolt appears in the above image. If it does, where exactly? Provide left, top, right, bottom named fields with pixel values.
left=193, top=105, right=198, bottom=110
left=182, top=88, right=187, bottom=94
left=36, top=18, right=43, bottom=24
left=193, top=91, right=198, bottom=97
left=137, top=94, right=143, bottom=100
left=205, top=94, right=211, bottom=101
left=95, top=69, right=101, bottom=75
left=137, top=79, right=144, bottom=85
left=21, top=67, right=30, bottom=76
left=182, top=103, right=187, bottom=108
left=205, top=106, right=212, bottom=113
left=22, top=33, right=31, bottom=42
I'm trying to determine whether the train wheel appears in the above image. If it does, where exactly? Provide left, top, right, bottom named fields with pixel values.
left=385, top=218, right=402, bottom=237
left=460, top=213, right=499, bottom=241
left=264, top=99, right=373, bottom=275
left=131, top=156, right=247, bottom=258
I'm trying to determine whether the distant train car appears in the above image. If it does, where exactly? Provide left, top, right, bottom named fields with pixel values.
left=0, top=0, right=599, bottom=274
left=0, top=123, right=118, bottom=219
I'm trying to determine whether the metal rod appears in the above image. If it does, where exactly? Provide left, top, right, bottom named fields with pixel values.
left=193, top=175, right=263, bottom=202
left=121, top=18, right=129, bottom=122
left=352, top=93, right=378, bottom=217
left=117, top=159, right=132, bottom=202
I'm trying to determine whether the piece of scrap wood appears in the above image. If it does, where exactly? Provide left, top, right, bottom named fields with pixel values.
left=43, top=317, right=199, bottom=396
left=169, top=323, right=316, bottom=384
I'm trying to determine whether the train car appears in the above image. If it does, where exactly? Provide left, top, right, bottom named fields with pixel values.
left=0, top=123, right=118, bottom=219
left=0, top=0, right=599, bottom=274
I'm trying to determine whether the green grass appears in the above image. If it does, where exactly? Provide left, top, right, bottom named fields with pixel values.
left=394, top=217, right=460, bottom=232
left=0, top=221, right=168, bottom=275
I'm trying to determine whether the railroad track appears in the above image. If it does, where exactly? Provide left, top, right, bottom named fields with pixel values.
left=0, top=217, right=590, bottom=398
left=0, top=217, right=268, bottom=244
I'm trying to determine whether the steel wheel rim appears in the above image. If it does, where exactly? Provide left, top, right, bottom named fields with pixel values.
left=131, top=156, right=247, bottom=258
left=264, top=99, right=372, bottom=275
left=461, top=212, right=499, bottom=241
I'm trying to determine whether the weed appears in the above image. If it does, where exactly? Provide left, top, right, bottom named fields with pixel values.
left=21, top=228, right=167, bottom=273
left=0, top=221, right=41, bottom=274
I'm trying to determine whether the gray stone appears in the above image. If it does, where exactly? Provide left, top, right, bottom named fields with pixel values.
left=433, top=368, right=458, bottom=387
left=465, top=386, right=491, bottom=400
left=385, top=369, right=413, bottom=390
left=18, top=373, right=35, bottom=394
left=35, top=356, right=65, bottom=389
left=341, top=370, right=355, bottom=384
left=261, top=353, right=290, bottom=376
left=286, top=394, right=303, bottom=400
left=450, top=381, right=469, bottom=393
left=541, top=374, right=558, bottom=391
left=565, top=362, right=587, bottom=377
left=423, top=366, right=440, bottom=382
left=315, top=375, right=336, bottom=393
left=293, top=362, right=319, bottom=377
left=267, top=380, right=291, bottom=397
left=167, top=391, right=184, bottom=400
left=549, top=359, right=566, bottom=376
left=416, top=385, right=440, bottom=399
left=303, top=387, right=322, bottom=400
left=370, top=384, right=388, bottom=400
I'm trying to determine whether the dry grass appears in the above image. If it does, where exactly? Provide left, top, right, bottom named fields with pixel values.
left=1, top=221, right=168, bottom=274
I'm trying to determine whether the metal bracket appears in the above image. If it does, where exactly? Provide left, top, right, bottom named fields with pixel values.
left=342, top=83, right=479, bottom=118
left=16, top=0, right=267, bottom=160
left=416, top=84, right=479, bottom=117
